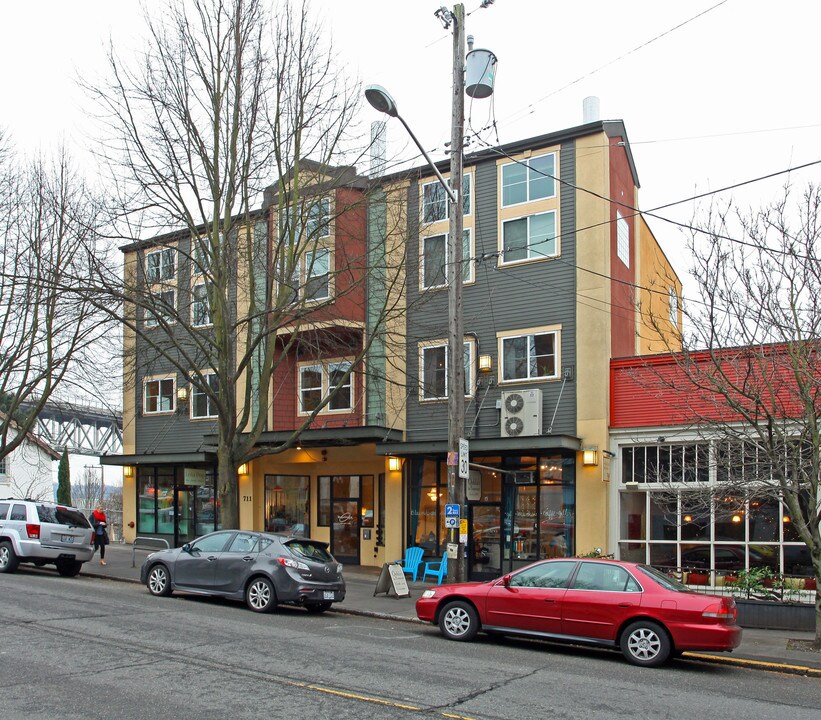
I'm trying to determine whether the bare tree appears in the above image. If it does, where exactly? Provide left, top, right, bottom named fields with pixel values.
left=88, top=0, right=408, bottom=528
left=0, top=137, right=118, bottom=463
left=644, top=183, right=821, bottom=647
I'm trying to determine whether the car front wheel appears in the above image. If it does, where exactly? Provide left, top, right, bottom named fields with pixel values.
left=246, top=577, right=277, bottom=613
left=147, top=564, right=173, bottom=597
left=0, top=541, right=18, bottom=573
left=438, top=600, right=479, bottom=641
left=620, top=620, right=671, bottom=667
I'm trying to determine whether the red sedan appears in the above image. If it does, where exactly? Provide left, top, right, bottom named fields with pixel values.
left=415, top=558, right=742, bottom=667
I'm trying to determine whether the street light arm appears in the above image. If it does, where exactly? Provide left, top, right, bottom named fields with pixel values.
left=395, top=114, right=458, bottom=205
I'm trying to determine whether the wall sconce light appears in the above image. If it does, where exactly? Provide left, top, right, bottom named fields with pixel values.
left=123, top=466, right=135, bottom=478
left=478, top=355, right=492, bottom=373
left=237, top=463, right=249, bottom=476
left=176, top=386, right=189, bottom=403
left=388, top=456, right=401, bottom=472
left=582, top=447, right=599, bottom=466
left=427, top=488, right=439, bottom=502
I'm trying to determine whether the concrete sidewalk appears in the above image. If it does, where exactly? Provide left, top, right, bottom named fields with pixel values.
left=85, top=543, right=821, bottom=677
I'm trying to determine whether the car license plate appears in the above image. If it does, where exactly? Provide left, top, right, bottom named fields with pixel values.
left=61, top=535, right=74, bottom=543
left=323, top=591, right=335, bottom=600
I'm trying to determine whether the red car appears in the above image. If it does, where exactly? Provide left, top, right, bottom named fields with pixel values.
left=415, top=558, right=742, bottom=667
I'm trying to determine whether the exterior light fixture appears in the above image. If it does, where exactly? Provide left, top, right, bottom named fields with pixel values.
left=478, top=354, right=492, bottom=373
left=123, top=466, right=135, bottom=478
left=388, top=456, right=402, bottom=472
left=176, top=386, right=189, bottom=403
left=237, top=463, right=249, bottom=476
left=582, top=447, right=599, bottom=466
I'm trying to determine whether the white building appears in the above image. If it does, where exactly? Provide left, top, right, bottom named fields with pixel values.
left=0, top=413, right=60, bottom=500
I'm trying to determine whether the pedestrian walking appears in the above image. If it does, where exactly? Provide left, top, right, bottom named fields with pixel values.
left=90, top=505, right=110, bottom=565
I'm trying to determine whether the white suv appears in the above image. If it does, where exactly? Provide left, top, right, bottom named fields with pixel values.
left=0, top=499, right=94, bottom=577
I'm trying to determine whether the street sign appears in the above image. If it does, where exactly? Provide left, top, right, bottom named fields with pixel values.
left=459, top=437, right=469, bottom=479
left=445, top=516, right=459, bottom=529
left=445, top=503, right=460, bottom=518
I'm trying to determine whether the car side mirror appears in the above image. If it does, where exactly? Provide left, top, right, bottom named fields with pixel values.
left=502, top=574, right=512, bottom=588
left=182, top=543, right=192, bottom=553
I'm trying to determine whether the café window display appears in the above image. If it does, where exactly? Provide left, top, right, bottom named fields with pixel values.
left=265, top=475, right=309, bottom=535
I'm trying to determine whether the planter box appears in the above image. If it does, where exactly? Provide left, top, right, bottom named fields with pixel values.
left=735, top=599, right=816, bottom=632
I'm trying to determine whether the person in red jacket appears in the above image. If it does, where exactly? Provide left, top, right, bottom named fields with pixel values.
left=90, top=505, right=110, bottom=565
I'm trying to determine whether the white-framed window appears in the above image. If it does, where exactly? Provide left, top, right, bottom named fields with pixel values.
left=298, top=360, right=353, bottom=414
left=617, top=211, right=630, bottom=268
left=191, top=234, right=220, bottom=276
left=422, top=229, right=472, bottom=288
left=305, top=248, right=330, bottom=301
left=146, top=247, right=176, bottom=283
left=191, top=284, right=211, bottom=327
left=145, top=289, right=176, bottom=328
left=668, top=287, right=679, bottom=328
left=191, top=372, right=219, bottom=419
left=306, top=197, right=331, bottom=238
left=502, top=211, right=556, bottom=264
left=500, top=330, right=559, bottom=382
left=501, top=153, right=556, bottom=207
left=144, top=376, right=175, bottom=414
left=420, top=340, right=475, bottom=400
left=421, top=174, right=472, bottom=223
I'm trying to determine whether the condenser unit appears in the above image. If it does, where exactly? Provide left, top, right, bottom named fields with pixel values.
left=501, top=388, right=543, bottom=437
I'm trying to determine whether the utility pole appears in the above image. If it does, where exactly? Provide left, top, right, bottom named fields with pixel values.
left=446, top=3, right=466, bottom=583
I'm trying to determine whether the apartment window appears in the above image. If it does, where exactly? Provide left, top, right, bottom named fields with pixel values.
left=422, top=229, right=472, bottom=288
left=669, top=287, right=679, bottom=328
left=191, top=284, right=211, bottom=326
left=305, top=249, right=330, bottom=301
left=192, top=372, right=219, bottom=419
left=144, top=377, right=175, bottom=414
left=421, top=174, right=472, bottom=223
left=501, top=154, right=555, bottom=206
left=617, top=211, right=630, bottom=267
left=421, top=341, right=474, bottom=400
left=0, top=457, right=6, bottom=475
left=502, top=211, right=556, bottom=263
left=299, top=361, right=353, bottom=414
left=145, top=290, right=176, bottom=328
left=306, top=197, right=331, bottom=238
left=501, top=331, right=558, bottom=381
left=146, top=248, right=176, bottom=283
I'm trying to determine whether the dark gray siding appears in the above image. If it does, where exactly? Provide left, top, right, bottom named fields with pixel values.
left=405, top=142, right=578, bottom=443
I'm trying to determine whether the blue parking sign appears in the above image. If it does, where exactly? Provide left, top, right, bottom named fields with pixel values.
left=445, top=503, right=460, bottom=518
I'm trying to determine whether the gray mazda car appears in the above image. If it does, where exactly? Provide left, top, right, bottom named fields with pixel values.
left=140, top=529, right=345, bottom=613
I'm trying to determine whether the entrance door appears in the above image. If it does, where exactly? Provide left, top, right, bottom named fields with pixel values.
left=174, top=487, right=196, bottom=546
left=469, top=503, right=502, bottom=580
left=331, top=499, right=360, bottom=564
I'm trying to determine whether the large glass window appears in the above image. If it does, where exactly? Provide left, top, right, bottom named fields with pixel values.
left=145, top=289, right=176, bottom=328
left=306, top=197, right=331, bottom=238
left=305, top=248, right=330, bottom=301
left=501, top=154, right=555, bottom=206
left=421, top=341, right=473, bottom=399
left=421, top=174, right=472, bottom=223
left=137, top=467, right=175, bottom=534
left=316, top=475, right=371, bottom=530
left=616, top=211, right=630, bottom=267
left=146, top=247, right=176, bottom=283
left=501, top=331, right=557, bottom=381
left=422, top=230, right=473, bottom=288
left=191, top=284, right=211, bottom=326
left=502, top=211, right=556, bottom=263
left=299, top=361, right=353, bottom=414
left=265, top=475, right=309, bottom=535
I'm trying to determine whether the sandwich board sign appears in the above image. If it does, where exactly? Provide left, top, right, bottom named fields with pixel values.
left=373, top=562, right=410, bottom=598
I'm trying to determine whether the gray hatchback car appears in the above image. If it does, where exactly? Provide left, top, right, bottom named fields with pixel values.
left=140, top=530, right=345, bottom=613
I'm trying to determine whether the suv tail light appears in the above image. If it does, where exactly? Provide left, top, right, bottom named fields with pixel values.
left=26, top=524, right=41, bottom=539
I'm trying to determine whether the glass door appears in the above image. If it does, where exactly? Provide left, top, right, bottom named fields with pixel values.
left=332, top=499, right=360, bottom=564
left=174, top=487, right=196, bottom=546
left=469, top=503, right=502, bottom=580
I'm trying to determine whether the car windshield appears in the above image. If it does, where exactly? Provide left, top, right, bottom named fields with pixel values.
left=37, top=505, right=91, bottom=528
left=286, top=540, right=333, bottom=563
left=638, top=564, right=689, bottom=592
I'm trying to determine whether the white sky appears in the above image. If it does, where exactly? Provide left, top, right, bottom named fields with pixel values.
left=3, top=0, right=820, bottom=300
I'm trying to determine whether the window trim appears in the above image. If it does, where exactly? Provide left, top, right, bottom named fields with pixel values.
left=143, top=375, right=177, bottom=415
left=500, top=152, right=557, bottom=208
left=145, top=247, right=177, bottom=284
left=190, top=371, right=219, bottom=420
left=297, top=358, right=355, bottom=416
left=420, top=228, right=473, bottom=290
left=500, top=210, right=557, bottom=266
left=497, top=326, right=561, bottom=384
left=144, top=289, right=177, bottom=329
left=418, top=337, right=476, bottom=401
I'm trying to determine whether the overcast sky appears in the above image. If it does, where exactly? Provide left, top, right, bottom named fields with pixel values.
left=3, top=0, right=820, bottom=295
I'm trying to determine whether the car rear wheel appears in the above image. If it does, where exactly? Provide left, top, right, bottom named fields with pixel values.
left=147, top=564, right=173, bottom=597
left=0, top=541, right=18, bottom=573
left=246, top=577, right=277, bottom=613
left=56, top=560, right=82, bottom=577
left=439, top=600, right=479, bottom=641
left=305, top=601, right=332, bottom=614
left=620, top=620, right=671, bottom=667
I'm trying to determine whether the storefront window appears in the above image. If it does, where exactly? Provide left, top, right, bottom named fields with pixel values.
left=649, top=495, right=677, bottom=541
left=137, top=469, right=157, bottom=534
left=749, top=497, right=779, bottom=542
left=680, top=494, right=710, bottom=541
left=361, top=475, right=374, bottom=528
left=265, top=475, right=309, bottom=535
left=410, top=458, right=445, bottom=555
left=714, top=495, right=745, bottom=541
left=620, top=491, right=646, bottom=540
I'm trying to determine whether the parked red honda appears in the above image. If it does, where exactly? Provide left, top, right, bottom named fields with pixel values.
left=415, top=558, right=742, bottom=667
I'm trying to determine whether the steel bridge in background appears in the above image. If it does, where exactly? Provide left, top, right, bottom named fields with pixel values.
left=22, top=401, right=123, bottom=456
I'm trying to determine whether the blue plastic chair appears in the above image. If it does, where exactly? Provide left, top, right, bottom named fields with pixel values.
left=422, top=553, right=448, bottom=585
left=394, top=546, right=425, bottom=582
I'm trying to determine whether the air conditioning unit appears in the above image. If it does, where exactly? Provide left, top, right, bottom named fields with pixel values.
left=501, top=388, right=542, bottom=437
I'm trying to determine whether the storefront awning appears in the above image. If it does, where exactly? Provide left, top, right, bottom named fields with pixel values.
left=100, top=452, right=216, bottom=466
left=376, top=434, right=582, bottom=456
left=201, top=425, right=404, bottom=450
